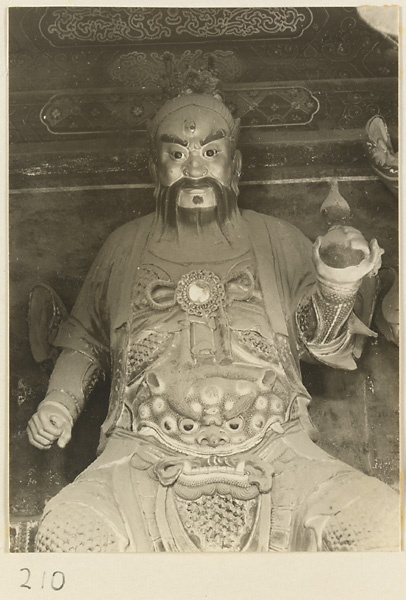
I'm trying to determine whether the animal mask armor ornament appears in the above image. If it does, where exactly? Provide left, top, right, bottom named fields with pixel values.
left=123, top=259, right=303, bottom=461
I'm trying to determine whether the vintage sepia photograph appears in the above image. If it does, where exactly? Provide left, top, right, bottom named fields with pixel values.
left=8, top=5, right=400, bottom=559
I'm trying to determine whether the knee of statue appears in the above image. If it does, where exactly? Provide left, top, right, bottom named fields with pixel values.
left=304, top=473, right=399, bottom=552
left=36, top=502, right=125, bottom=553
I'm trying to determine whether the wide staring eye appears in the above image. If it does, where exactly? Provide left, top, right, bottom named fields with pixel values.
left=204, top=149, right=218, bottom=158
left=171, top=150, right=186, bottom=160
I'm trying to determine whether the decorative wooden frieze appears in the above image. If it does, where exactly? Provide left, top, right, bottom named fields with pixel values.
left=38, top=7, right=314, bottom=46
left=39, top=86, right=320, bottom=135
left=10, top=8, right=396, bottom=93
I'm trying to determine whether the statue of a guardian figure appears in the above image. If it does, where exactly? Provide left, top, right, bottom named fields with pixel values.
left=28, top=68, right=399, bottom=553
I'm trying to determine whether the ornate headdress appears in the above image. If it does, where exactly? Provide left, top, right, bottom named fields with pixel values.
left=148, top=53, right=239, bottom=145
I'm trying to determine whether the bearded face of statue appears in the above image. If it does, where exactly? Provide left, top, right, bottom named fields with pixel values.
left=149, top=105, right=243, bottom=251
left=154, top=105, right=239, bottom=189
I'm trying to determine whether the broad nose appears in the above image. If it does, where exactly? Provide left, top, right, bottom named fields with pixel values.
left=183, top=153, right=208, bottom=179
left=197, top=425, right=230, bottom=447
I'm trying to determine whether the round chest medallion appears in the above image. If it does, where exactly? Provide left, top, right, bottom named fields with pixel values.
left=176, top=270, right=225, bottom=316
left=188, top=281, right=211, bottom=304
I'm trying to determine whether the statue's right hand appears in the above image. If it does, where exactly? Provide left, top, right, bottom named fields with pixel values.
left=27, top=401, right=73, bottom=450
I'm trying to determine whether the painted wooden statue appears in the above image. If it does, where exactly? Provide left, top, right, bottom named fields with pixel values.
left=27, top=71, right=399, bottom=552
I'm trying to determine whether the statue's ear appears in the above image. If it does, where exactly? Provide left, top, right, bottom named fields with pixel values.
left=233, top=149, right=242, bottom=176
left=149, top=157, right=159, bottom=185
left=232, top=117, right=241, bottom=145
left=231, top=149, right=242, bottom=196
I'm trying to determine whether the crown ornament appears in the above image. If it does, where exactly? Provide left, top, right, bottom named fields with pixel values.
left=160, top=52, right=224, bottom=100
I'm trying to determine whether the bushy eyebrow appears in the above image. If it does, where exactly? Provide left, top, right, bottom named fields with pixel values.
left=200, top=129, right=227, bottom=146
left=160, top=133, right=188, bottom=146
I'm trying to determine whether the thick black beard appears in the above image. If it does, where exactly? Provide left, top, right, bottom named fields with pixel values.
left=149, top=177, right=249, bottom=262
left=156, top=177, right=239, bottom=234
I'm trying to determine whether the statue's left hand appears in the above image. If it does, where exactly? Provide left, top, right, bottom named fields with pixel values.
left=313, top=228, right=384, bottom=289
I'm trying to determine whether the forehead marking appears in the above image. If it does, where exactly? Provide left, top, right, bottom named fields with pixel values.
left=184, top=119, right=196, bottom=133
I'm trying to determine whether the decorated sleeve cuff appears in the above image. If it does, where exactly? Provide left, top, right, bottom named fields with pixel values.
left=46, top=348, right=104, bottom=419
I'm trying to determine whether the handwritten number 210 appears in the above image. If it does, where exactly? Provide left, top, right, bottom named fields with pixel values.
left=20, top=568, right=65, bottom=591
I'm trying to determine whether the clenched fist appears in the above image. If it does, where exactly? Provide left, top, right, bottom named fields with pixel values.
left=27, top=396, right=73, bottom=450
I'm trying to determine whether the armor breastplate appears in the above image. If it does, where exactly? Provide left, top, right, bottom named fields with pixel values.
left=115, top=248, right=310, bottom=458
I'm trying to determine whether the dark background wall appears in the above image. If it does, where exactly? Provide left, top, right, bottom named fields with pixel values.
left=9, top=7, right=399, bottom=549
